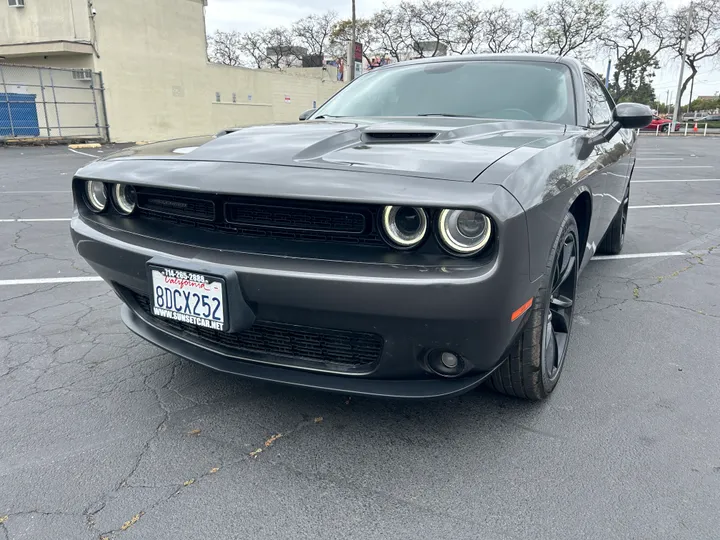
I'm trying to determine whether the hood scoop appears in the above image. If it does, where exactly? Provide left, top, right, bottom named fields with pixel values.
left=361, top=130, right=438, bottom=144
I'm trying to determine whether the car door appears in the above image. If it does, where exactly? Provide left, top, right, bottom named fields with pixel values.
left=581, top=71, right=631, bottom=234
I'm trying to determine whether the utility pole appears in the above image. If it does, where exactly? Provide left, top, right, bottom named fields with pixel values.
left=605, top=59, right=611, bottom=89
left=666, top=89, right=670, bottom=113
left=671, top=2, right=692, bottom=131
left=349, top=0, right=357, bottom=81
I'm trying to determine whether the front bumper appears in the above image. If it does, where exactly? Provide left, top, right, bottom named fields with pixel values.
left=71, top=194, right=537, bottom=399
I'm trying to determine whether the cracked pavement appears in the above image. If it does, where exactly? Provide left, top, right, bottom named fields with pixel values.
left=1, top=139, right=720, bottom=540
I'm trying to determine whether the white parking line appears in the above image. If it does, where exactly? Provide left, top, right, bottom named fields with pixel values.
left=67, top=147, right=99, bottom=159
left=0, top=276, right=104, bottom=286
left=633, top=179, right=720, bottom=183
left=0, top=218, right=71, bottom=223
left=629, top=202, right=720, bottom=210
left=635, top=166, right=712, bottom=169
left=592, top=251, right=686, bottom=261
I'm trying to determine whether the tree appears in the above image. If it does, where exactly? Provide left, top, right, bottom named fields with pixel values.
left=399, top=0, right=454, bottom=57
left=238, top=31, right=270, bottom=69
left=669, top=0, right=720, bottom=107
left=523, top=0, right=610, bottom=57
left=604, top=0, right=671, bottom=76
left=292, top=11, right=338, bottom=59
left=330, top=18, right=379, bottom=63
left=480, top=6, right=523, bottom=53
left=609, top=49, right=659, bottom=103
left=207, top=30, right=244, bottom=66
left=449, top=1, right=482, bottom=54
left=264, top=27, right=300, bottom=68
left=371, top=7, right=409, bottom=62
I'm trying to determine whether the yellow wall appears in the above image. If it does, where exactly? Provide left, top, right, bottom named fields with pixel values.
left=0, top=0, right=90, bottom=44
left=1, top=0, right=345, bottom=142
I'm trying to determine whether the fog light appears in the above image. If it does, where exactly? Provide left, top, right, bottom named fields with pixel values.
left=441, top=352, right=458, bottom=369
left=426, top=349, right=465, bottom=377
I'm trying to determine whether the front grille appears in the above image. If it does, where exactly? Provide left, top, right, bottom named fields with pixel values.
left=133, top=187, right=386, bottom=247
left=136, top=188, right=215, bottom=221
left=225, top=201, right=366, bottom=234
left=130, top=291, right=383, bottom=368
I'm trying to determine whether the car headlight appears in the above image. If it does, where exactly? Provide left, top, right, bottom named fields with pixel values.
left=84, top=181, right=108, bottom=212
left=112, top=184, right=137, bottom=215
left=381, top=206, right=428, bottom=248
left=437, top=209, right=492, bottom=255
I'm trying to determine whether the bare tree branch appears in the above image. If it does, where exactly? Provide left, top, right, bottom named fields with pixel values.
left=480, top=6, right=523, bottom=53
left=292, top=11, right=338, bottom=58
left=207, top=30, right=244, bottom=66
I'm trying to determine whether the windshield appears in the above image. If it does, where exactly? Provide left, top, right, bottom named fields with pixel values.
left=313, top=60, right=576, bottom=125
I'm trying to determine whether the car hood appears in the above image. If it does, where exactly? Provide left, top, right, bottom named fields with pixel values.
left=101, top=118, right=570, bottom=183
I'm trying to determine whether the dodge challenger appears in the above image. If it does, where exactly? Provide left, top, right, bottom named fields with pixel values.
left=70, top=54, right=652, bottom=400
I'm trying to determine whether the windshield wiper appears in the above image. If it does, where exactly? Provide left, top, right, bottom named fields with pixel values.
left=417, top=113, right=475, bottom=118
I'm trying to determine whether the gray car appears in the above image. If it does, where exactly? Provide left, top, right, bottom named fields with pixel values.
left=70, top=54, right=652, bottom=400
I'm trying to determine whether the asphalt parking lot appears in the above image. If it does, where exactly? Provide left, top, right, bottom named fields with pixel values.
left=1, top=137, right=719, bottom=540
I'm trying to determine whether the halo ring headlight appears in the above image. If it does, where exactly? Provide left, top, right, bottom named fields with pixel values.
left=112, top=184, right=137, bottom=215
left=84, top=181, right=107, bottom=213
left=437, top=209, right=492, bottom=255
left=381, top=206, right=428, bottom=249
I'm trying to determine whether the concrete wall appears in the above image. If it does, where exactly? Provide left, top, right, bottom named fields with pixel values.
left=89, top=0, right=344, bottom=142
left=1, top=0, right=345, bottom=142
left=0, top=0, right=91, bottom=44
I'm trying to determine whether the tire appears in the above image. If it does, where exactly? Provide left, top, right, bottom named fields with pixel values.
left=661, top=124, right=669, bottom=132
left=489, top=213, right=579, bottom=400
left=597, top=183, right=629, bottom=255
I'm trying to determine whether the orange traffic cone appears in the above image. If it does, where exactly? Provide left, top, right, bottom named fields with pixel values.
left=694, top=122, right=698, bottom=133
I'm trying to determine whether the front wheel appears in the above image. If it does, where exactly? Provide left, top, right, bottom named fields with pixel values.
left=489, top=213, right=579, bottom=400
left=661, top=124, right=669, bottom=132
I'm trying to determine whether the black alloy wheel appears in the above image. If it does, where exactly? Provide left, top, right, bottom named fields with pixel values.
left=542, top=230, right=578, bottom=383
left=489, top=213, right=579, bottom=400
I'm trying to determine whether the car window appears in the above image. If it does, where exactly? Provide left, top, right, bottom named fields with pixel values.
left=583, top=73, right=612, bottom=126
left=313, top=61, right=576, bottom=125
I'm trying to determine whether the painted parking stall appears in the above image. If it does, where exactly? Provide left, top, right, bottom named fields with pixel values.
left=1, top=137, right=720, bottom=539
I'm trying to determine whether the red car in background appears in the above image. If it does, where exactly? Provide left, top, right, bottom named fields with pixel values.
left=643, top=116, right=681, bottom=132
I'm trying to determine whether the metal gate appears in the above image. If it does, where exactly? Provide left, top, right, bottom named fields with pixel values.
left=0, top=63, right=109, bottom=142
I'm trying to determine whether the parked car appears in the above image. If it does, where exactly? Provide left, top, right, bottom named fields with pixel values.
left=643, top=115, right=681, bottom=132
left=70, top=54, right=651, bottom=401
left=701, top=114, right=720, bottom=122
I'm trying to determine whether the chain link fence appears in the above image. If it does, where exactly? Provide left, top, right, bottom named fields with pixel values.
left=0, top=63, right=108, bottom=142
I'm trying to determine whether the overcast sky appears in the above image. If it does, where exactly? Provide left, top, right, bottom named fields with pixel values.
left=205, top=0, right=720, bottom=104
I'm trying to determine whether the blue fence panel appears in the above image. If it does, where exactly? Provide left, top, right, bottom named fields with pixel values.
left=0, top=93, right=40, bottom=137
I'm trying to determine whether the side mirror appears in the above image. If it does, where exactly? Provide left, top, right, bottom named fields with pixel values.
left=613, top=102, right=653, bottom=129
left=299, top=108, right=316, bottom=121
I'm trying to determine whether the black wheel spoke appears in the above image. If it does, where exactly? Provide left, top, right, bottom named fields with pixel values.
left=551, top=306, right=571, bottom=334
left=550, top=294, right=573, bottom=309
left=543, top=229, right=578, bottom=381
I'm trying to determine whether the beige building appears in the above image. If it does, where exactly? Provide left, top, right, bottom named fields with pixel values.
left=0, top=0, right=343, bottom=142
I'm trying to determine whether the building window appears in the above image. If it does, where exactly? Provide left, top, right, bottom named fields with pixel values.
left=72, top=69, right=93, bottom=81
left=8, top=0, right=26, bottom=7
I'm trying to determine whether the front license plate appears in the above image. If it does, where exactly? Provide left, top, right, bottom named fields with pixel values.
left=150, top=266, right=226, bottom=331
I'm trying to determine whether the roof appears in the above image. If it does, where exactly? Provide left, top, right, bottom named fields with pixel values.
left=378, top=53, right=588, bottom=72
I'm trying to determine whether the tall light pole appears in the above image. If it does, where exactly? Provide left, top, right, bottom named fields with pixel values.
left=349, top=0, right=357, bottom=81
left=671, top=2, right=693, bottom=131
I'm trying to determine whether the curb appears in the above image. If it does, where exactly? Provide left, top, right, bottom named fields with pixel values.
left=68, top=143, right=102, bottom=149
